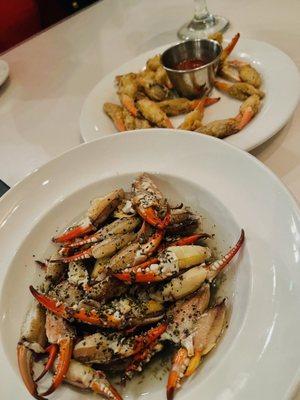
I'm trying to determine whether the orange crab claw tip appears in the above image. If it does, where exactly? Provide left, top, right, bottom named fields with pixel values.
left=17, top=344, right=46, bottom=400
left=40, top=338, right=73, bottom=397
left=52, top=225, right=93, bottom=243
left=114, top=273, right=131, bottom=282
left=35, top=344, right=58, bottom=382
left=237, top=107, right=254, bottom=130
left=166, top=372, right=177, bottom=400
left=166, top=118, right=174, bottom=128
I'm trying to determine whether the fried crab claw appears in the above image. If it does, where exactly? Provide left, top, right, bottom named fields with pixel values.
left=53, top=188, right=125, bottom=243
left=166, top=301, right=226, bottom=400
left=132, top=173, right=171, bottom=230
left=214, top=80, right=264, bottom=101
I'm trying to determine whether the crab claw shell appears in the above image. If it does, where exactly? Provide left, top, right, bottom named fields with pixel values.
left=151, top=265, right=209, bottom=302
left=114, top=245, right=211, bottom=283
left=56, top=232, right=137, bottom=263
left=166, top=301, right=227, bottom=400
left=166, top=347, right=187, bottom=400
left=17, top=344, right=46, bottom=400
left=52, top=222, right=95, bottom=244
left=29, top=286, right=109, bottom=327
left=73, top=323, right=167, bottom=364
left=58, top=359, right=123, bottom=400
left=53, top=189, right=125, bottom=243
left=206, top=229, right=245, bottom=281
left=35, top=344, right=58, bottom=382
left=87, top=188, right=125, bottom=227
left=40, top=337, right=73, bottom=396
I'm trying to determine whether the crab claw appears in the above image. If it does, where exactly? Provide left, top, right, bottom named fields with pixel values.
left=35, top=343, right=58, bottom=382
left=17, top=344, right=46, bottom=400
left=206, top=229, right=245, bottom=281
left=133, top=323, right=167, bottom=353
left=30, top=286, right=120, bottom=327
left=170, top=233, right=211, bottom=247
left=121, top=93, right=138, bottom=117
left=54, top=247, right=93, bottom=263
left=166, top=347, right=188, bottom=400
left=137, top=205, right=171, bottom=230
left=114, top=257, right=160, bottom=283
left=115, top=244, right=211, bottom=284
left=41, top=337, right=73, bottom=396
left=53, top=223, right=95, bottom=244
left=90, top=375, right=123, bottom=400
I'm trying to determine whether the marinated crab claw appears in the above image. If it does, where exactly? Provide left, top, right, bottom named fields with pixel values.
left=53, top=188, right=125, bottom=243
left=236, top=94, right=261, bottom=130
left=73, top=323, right=167, bottom=364
left=169, top=233, right=211, bottom=247
left=108, top=229, right=165, bottom=272
left=132, top=173, right=170, bottom=229
left=35, top=343, right=58, bottom=382
left=17, top=303, right=47, bottom=399
left=166, top=302, right=226, bottom=400
left=123, top=341, right=164, bottom=381
left=214, top=80, right=264, bottom=101
left=136, top=98, right=174, bottom=128
left=30, top=286, right=164, bottom=329
left=38, top=313, right=74, bottom=396
left=55, top=231, right=137, bottom=263
left=17, top=345, right=46, bottom=400
left=103, top=103, right=126, bottom=132
left=117, top=228, right=244, bottom=285
left=60, top=359, right=123, bottom=400
left=114, top=245, right=211, bottom=283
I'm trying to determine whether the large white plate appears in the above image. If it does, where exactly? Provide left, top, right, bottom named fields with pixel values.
left=80, top=38, right=300, bottom=151
left=0, top=130, right=300, bottom=399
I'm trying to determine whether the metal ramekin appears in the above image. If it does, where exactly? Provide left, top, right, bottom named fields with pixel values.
left=161, top=39, right=222, bottom=99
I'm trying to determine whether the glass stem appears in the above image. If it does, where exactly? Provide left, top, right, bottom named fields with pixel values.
left=193, top=0, right=210, bottom=21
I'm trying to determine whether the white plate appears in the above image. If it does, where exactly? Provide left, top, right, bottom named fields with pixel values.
left=80, top=38, right=300, bottom=151
left=0, top=60, right=9, bottom=86
left=0, top=130, right=300, bottom=400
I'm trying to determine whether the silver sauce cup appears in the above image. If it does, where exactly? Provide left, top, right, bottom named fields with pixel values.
left=161, top=39, right=222, bottom=99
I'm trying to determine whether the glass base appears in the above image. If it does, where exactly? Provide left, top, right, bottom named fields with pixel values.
left=178, top=15, right=229, bottom=41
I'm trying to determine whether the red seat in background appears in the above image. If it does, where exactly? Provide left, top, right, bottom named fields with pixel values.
left=0, top=0, right=41, bottom=53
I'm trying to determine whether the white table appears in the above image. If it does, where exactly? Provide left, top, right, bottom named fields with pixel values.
left=0, top=0, right=299, bottom=398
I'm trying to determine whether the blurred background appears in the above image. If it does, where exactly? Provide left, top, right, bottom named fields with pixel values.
left=0, top=0, right=99, bottom=53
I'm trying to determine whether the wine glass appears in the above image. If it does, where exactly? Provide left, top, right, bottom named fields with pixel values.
left=178, top=0, right=229, bottom=41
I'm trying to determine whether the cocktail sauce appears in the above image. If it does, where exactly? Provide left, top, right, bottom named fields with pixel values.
left=174, top=58, right=208, bottom=70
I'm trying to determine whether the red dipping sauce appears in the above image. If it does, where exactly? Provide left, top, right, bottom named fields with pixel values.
left=174, top=58, right=208, bottom=70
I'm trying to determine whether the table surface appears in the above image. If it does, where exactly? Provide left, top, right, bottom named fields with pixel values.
left=0, top=0, right=299, bottom=397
